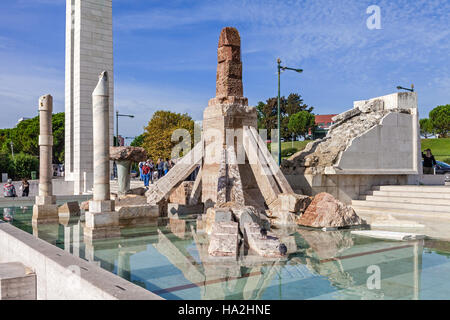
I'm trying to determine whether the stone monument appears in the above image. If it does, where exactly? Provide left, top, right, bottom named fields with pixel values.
left=65, top=0, right=114, bottom=195
left=32, top=95, right=58, bottom=225
left=84, top=71, right=120, bottom=240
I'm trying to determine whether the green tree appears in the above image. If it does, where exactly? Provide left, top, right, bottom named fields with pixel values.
left=142, top=111, right=194, bottom=161
left=130, top=134, right=144, bottom=147
left=0, top=113, right=65, bottom=164
left=288, top=111, right=316, bottom=140
left=256, top=93, right=313, bottom=141
left=429, top=104, right=450, bottom=138
left=419, top=118, right=434, bottom=138
left=12, top=153, right=39, bottom=180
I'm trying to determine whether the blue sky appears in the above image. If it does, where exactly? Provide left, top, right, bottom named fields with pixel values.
left=0, top=0, right=449, bottom=141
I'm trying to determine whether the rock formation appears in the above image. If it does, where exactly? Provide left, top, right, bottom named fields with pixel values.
left=297, top=192, right=366, bottom=228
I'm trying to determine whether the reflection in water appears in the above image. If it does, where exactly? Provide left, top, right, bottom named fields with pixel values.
left=3, top=206, right=442, bottom=300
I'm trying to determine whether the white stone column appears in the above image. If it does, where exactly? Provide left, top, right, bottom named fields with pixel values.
left=32, top=95, right=58, bottom=225
left=84, top=71, right=119, bottom=240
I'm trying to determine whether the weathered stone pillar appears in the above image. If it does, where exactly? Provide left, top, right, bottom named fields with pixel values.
left=32, top=94, right=58, bottom=225
left=84, top=71, right=120, bottom=240
left=116, top=160, right=131, bottom=194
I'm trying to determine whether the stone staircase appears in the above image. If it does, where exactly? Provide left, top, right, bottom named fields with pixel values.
left=352, top=185, right=450, bottom=219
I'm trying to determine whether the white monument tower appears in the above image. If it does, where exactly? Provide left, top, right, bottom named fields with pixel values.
left=65, top=0, right=114, bottom=195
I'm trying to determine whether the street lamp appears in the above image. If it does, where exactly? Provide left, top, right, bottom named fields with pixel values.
left=116, top=111, right=134, bottom=146
left=396, top=84, right=414, bottom=92
left=277, top=58, right=303, bottom=166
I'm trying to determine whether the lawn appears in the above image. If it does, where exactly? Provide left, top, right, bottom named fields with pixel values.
left=421, top=138, right=450, bottom=163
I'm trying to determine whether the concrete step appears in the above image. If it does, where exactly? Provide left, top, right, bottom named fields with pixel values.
left=352, top=200, right=450, bottom=213
left=361, top=195, right=450, bottom=206
left=374, top=185, right=450, bottom=193
left=353, top=207, right=450, bottom=220
left=369, top=190, right=450, bottom=199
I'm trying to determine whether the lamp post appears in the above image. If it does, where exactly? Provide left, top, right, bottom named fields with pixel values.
left=115, top=111, right=134, bottom=146
left=10, top=141, right=14, bottom=161
left=277, top=58, right=303, bottom=166
left=396, top=84, right=414, bottom=92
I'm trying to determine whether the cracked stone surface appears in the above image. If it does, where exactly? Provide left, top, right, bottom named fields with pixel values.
left=281, top=102, right=412, bottom=175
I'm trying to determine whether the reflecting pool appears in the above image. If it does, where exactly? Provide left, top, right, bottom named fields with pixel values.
left=2, top=205, right=450, bottom=300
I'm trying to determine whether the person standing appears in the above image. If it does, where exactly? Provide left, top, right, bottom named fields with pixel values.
left=157, top=158, right=164, bottom=179
left=21, top=178, right=30, bottom=197
left=148, top=159, right=155, bottom=184
left=422, top=148, right=437, bottom=175
left=163, top=158, right=170, bottom=176
left=142, top=162, right=150, bottom=189
left=138, top=161, right=144, bottom=181
left=3, top=179, right=17, bottom=198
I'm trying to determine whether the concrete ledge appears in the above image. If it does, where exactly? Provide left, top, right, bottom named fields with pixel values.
left=0, top=222, right=162, bottom=300
left=0, top=195, right=92, bottom=207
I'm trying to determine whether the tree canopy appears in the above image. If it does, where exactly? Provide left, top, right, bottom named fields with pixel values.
left=0, top=112, right=65, bottom=164
left=419, top=118, right=434, bottom=138
left=429, top=104, right=450, bottom=138
left=142, top=110, right=195, bottom=160
left=256, top=93, right=314, bottom=140
left=288, top=111, right=316, bottom=140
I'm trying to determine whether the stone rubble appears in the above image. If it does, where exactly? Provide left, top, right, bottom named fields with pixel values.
left=282, top=101, right=412, bottom=175
left=297, top=192, right=366, bottom=228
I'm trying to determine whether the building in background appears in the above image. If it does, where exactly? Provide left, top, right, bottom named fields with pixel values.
left=311, top=114, right=337, bottom=139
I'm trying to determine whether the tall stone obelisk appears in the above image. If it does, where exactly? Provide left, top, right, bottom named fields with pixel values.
left=84, top=71, right=119, bottom=240
left=201, top=27, right=258, bottom=208
left=65, top=0, right=114, bottom=195
left=32, top=95, right=58, bottom=225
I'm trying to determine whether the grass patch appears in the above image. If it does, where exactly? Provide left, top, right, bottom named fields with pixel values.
left=421, top=138, right=450, bottom=162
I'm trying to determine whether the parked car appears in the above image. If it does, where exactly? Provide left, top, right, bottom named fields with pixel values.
left=435, top=161, right=450, bottom=175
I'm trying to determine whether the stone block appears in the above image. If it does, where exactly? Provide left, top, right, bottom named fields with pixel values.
left=278, top=193, right=311, bottom=213
left=35, top=195, right=56, bottom=206
left=208, top=221, right=239, bottom=257
left=58, top=202, right=80, bottom=217
left=89, top=199, right=115, bottom=213
left=217, top=61, right=242, bottom=79
left=218, top=46, right=240, bottom=63
left=205, top=207, right=234, bottom=234
left=169, top=181, right=194, bottom=205
left=168, top=203, right=204, bottom=216
left=218, top=27, right=241, bottom=47
left=0, top=262, right=36, bottom=300
left=117, top=205, right=159, bottom=227
left=85, top=210, right=119, bottom=229
left=32, top=204, right=58, bottom=224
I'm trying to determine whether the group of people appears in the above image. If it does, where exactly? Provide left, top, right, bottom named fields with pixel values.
left=138, top=158, right=175, bottom=189
left=3, top=178, right=30, bottom=198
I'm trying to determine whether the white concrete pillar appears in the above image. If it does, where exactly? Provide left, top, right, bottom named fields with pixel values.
left=32, top=95, right=58, bottom=225
left=84, top=72, right=119, bottom=240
